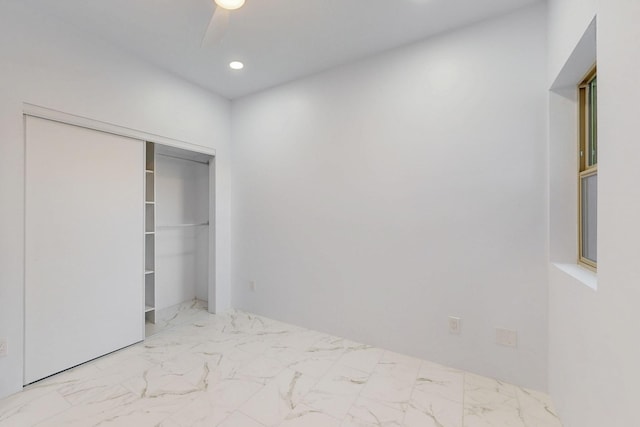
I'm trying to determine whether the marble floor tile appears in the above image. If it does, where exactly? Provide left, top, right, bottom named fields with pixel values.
left=515, top=386, right=563, bottom=427
left=0, top=391, right=70, bottom=427
left=374, top=350, right=423, bottom=382
left=280, top=404, right=342, bottom=427
left=409, top=359, right=465, bottom=426
left=342, top=396, right=406, bottom=427
left=92, top=343, right=147, bottom=371
left=164, top=377, right=264, bottom=426
left=285, top=355, right=338, bottom=379
left=34, top=385, right=140, bottom=427
left=301, top=363, right=370, bottom=419
left=22, top=362, right=106, bottom=403
left=338, top=343, right=385, bottom=373
left=285, top=335, right=352, bottom=379
left=56, top=370, right=134, bottom=406
left=463, top=373, right=524, bottom=427
left=359, top=371, right=414, bottom=412
left=239, top=368, right=317, bottom=426
left=0, top=306, right=563, bottom=427
left=218, top=411, right=266, bottom=427
left=405, top=387, right=463, bottom=427
left=232, top=355, right=286, bottom=385
left=121, top=363, right=202, bottom=399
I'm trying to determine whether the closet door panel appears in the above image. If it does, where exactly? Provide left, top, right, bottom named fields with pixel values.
left=25, top=116, right=144, bottom=384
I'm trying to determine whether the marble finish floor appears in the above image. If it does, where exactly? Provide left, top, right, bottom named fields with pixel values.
left=0, top=307, right=562, bottom=426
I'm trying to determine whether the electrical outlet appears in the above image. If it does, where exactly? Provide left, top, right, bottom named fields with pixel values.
left=448, top=317, right=461, bottom=335
left=0, top=338, right=7, bottom=357
left=496, top=328, right=518, bottom=348
left=249, top=281, right=256, bottom=292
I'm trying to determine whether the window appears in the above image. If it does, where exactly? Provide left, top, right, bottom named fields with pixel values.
left=578, top=66, right=597, bottom=270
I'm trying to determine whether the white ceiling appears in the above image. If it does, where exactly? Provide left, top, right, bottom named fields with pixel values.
left=22, top=0, right=540, bottom=99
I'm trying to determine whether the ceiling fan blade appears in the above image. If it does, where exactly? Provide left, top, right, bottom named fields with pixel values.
left=202, top=7, right=229, bottom=46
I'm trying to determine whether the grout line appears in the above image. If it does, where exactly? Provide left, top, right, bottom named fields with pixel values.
left=237, top=410, right=268, bottom=426
left=462, top=371, right=467, bottom=427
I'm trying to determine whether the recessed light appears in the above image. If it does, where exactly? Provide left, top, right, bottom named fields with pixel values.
left=215, top=0, right=245, bottom=11
left=229, top=61, right=244, bottom=70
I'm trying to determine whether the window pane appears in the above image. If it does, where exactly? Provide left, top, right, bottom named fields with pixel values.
left=581, top=173, right=597, bottom=263
left=588, top=77, right=597, bottom=166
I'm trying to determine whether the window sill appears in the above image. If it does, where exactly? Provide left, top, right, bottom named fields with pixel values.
left=553, top=263, right=597, bottom=290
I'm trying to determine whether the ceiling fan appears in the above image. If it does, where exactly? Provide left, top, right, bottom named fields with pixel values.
left=202, top=0, right=245, bottom=46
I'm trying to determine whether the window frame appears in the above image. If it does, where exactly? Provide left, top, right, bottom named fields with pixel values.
left=578, top=65, right=597, bottom=271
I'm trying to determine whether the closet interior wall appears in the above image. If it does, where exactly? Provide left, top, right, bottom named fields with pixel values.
left=153, top=145, right=211, bottom=318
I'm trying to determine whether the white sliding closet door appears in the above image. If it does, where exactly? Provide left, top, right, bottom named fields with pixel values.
left=24, top=116, right=144, bottom=384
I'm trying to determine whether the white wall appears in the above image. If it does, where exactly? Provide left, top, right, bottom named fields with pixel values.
left=547, top=0, right=640, bottom=425
left=547, top=0, right=597, bottom=82
left=549, top=0, right=640, bottom=427
left=0, top=1, right=231, bottom=399
left=231, top=4, right=548, bottom=390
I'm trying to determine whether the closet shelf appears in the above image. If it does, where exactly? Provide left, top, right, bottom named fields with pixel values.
left=145, top=141, right=156, bottom=329
left=157, top=222, right=209, bottom=229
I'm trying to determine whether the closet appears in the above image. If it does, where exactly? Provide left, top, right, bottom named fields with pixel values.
left=24, top=113, right=214, bottom=384
left=144, top=143, right=212, bottom=336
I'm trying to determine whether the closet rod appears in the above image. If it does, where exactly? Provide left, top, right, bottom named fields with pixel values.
left=157, top=222, right=210, bottom=228
left=156, top=153, right=210, bottom=165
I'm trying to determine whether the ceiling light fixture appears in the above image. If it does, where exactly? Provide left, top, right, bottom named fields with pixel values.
left=214, top=0, right=245, bottom=11
left=229, top=61, right=244, bottom=70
